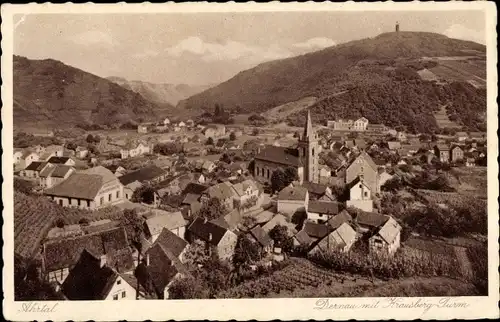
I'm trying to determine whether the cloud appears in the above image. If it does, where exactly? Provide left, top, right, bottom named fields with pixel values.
left=443, top=24, right=485, bottom=45
left=165, top=36, right=293, bottom=63
left=293, top=37, right=336, bottom=50
left=132, top=49, right=159, bottom=59
left=70, top=30, right=116, bottom=47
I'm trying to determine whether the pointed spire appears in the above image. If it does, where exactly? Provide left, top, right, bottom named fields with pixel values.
left=302, top=109, right=314, bottom=140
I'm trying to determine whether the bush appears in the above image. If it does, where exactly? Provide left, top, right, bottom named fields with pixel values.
left=54, top=218, right=66, bottom=228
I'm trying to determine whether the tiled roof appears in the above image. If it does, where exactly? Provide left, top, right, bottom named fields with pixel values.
left=262, top=214, right=295, bottom=234
left=232, top=179, right=259, bottom=197
left=152, top=228, right=188, bottom=259
left=50, top=165, right=74, bottom=178
left=277, top=186, right=308, bottom=201
left=308, top=200, right=339, bottom=215
left=293, top=230, right=313, bottom=246
left=332, top=222, right=357, bottom=246
left=187, top=217, right=229, bottom=246
left=47, top=156, right=70, bottom=164
left=44, top=227, right=131, bottom=272
left=145, top=211, right=187, bottom=237
left=301, top=182, right=329, bottom=196
left=61, top=249, right=119, bottom=300
left=24, top=161, right=46, bottom=171
left=327, top=209, right=352, bottom=230
left=387, top=141, right=402, bottom=150
left=255, top=145, right=303, bottom=167
left=119, top=165, right=166, bottom=186
left=249, top=225, right=272, bottom=247
left=182, top=193, right=201, bottom=205
left=82, top=166, right=118, bottom=184
left=182, top=183, right=209, bottom=195
left=206, top=182, right=237, bottom=200
left=303, top=222, right=330, bottom=239
left=355, top=211, right=389, bottom=228
left=376, top=217, right=401, bottom=244
left=44, top=173, right=103, bottom=200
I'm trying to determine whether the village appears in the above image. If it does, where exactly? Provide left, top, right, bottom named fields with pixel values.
left=13, top=109, right=488, bottom=300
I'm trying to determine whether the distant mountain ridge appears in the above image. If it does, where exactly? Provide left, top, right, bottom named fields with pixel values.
left=107, top=76, right=213, bottom=106
left=13, top=55, right=172, bottom=129
left=179, top=31, right=486, bottom=132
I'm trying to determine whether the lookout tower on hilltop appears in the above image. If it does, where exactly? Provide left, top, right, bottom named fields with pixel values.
left=395, top=21, right=400, bottom=32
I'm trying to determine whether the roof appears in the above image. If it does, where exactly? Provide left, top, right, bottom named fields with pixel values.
left=308, top=200, right=339, bottom=215
left=39, top=164, right=56, bottom=177
left=119, top=165, right=166, bottom=186
left=351, top=152, right=378, bottom=173
left=50, top=165, right=73, bottom=178
left=187, top=217, right=229, bottom=246
left=182, top=193, right=201, bottom=205
left=262, top=214, right=294, bottom=234
left=355, top=211, right=389, bottom=228
left=232, top=179, right=259, bottom=197
left=354, top=139, right=367, bottom=149
left=24, top=161, right=46, bottom=171
left=327, top=209, right=352, bottom=230
left=44, top=173, right=104, bottom=200
left=301, top=182, right=329, bottom=196
left=435, top=144, right=450, bottom=151
left=255, top=145, right=303, bottom=167
left=205, top=182, right=237, bottom=200
left=302, top=110, right=315, bottom=140
left=376, top=217, right=401, bottom=244
left=62, top=249, right=119, bottom=300
left=346, top=176, right=369, bottom=191
left=145, top=211, right=187, bottom=237
left=254, top=210, right=275, bottom=225
left=152, top=228, right=189, bottom=258
left=388, top=141, right=401, bottom=150
left=47, top=156, right=70, bottom=164
left=303, top=222, right=331, bottom=239
left=277, top=186, right=308, bottom=201
left=22, top=149, right=38, bottom=158
left=332, top=222, right=357, bottom=246
left=249, top=225, right=272, bottom=247
left=44, top=227, right=131, bottom=272
left=82, top=166, right=118, bottom=184
left=293, top=229, right=313, bottom=246
left=182, top=183, right=208, bottom=195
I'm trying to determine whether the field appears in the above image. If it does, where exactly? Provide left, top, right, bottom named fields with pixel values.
left=433, top=105, right=461, bottom=129
left=262, top=96, right=318, bottom=122
left=429, top=59, right=486, bottom=89
left=14, top=192, right=124, bottom=258
left=218, top=256, right=479, bottom=298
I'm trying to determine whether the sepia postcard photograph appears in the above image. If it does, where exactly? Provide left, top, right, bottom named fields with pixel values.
left=1, top=2, right=499, bottom=321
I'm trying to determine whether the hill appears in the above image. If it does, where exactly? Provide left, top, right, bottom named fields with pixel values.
left=13, top=56, right=172, bottom=129
left=179, top=32, right=486, bottom=133
left=107, top=76, right=212, bottom=106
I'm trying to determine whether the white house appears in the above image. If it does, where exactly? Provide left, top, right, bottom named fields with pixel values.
left=369, top=217, right=401, bottom=255
left=346, top=177, right=373, bottom=212
left=163, top=118, right=171, bottom=125
left=309, top=222, right=357, bottom=254
left=120, top=142, right=151, bottom=159
left=144, top=210, right=188, bottom=242
left=277, top=186, right=309, bottom=216
left=307, top=200, right=339, bottom=224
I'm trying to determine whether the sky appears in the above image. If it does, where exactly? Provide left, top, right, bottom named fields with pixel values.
left=14, top=11, right=486, bottom=85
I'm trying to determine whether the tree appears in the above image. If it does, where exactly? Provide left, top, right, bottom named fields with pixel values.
left=229, top=132, right=237, bottom=141
left=198, top=197, right=228, bottom=221
left=14, top=178, right=35, bottom=195
left=54, top=218, right=66, bottom=228
left=291, top=209, right=307, bottom=230
left=131, top=185, right=156, bottom=204
left=252, top=128, right=260, bottom=136
left=269, top=225, right=293, bottom=253
left=206, top=137, right=214, bottom=145
left=120, top=209, right=144, bottom=252
left=233, top=234, right=261, bottom=266
left=270, top=168, right=287, bottom=193
left=284, top=167, right=299, bottom=183
left=65, top=141, right=78, bottom=150
left=86, top=134, right=94, bottom=143
left=168, top=276, right=205, bottom=299
left=220, top=153, right=232, bottom=164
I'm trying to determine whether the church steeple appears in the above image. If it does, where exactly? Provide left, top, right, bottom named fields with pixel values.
left=302, top=110, right=315, bottom=141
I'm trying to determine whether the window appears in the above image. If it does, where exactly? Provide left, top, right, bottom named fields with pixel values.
left=255, top=166, right=259, bottom=175
left=100, top=197, right=104, bottom=205
left=312, top=148, right=315, bottom=156
left=109, top=193, right=112, bottom=202
left=87, top=200, right=91, bottom=208
left=364, top=191, right=368, bottom=197
left=267, top=169, right=270, bottom=178
left=121, top=291, right=126, bottom=298
left=116, top=191, right=120, bottom=199
left=113, top=294, right=118, bottom=300
left=117, top=279, right=121, bottom=285
left=78, top=199, right=81, bottom=206
left=59, top=199, right=63, bottom=206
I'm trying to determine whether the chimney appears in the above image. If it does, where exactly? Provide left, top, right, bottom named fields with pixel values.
left=99, top=254, right=107, bottom=268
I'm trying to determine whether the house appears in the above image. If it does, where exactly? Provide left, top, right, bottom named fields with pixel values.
left=232, top=179, right=261, bottom=210
left=466, top=158, right=476, bottom=167
left=201, top=160, right=216, bottom=173
left=106, top=165, right=127, bottom=177
left=301, top=222, right=331, bottom=242
left=187, top=217, right=238, bottom=260
left=19, top=150, right=40, bottom=169
left=277, top=186, right=309, bottom=216
left=178, top=121, right=186, bottom=127
left=61, top=249, right=136, bottom=300
left=354, top=117, right=369, bottom=131
left=13, top=149, right=23, bottom=165
left=327, top=209, right=352, bottom=230
left=396, top=132, right=407, bottom=142
left=387, top=141, right=401, bottom=151
left=210, top=208, right=243, bottom=231
left=455, top=132, right=468, bottom=142
left=47, top=156, right=76, bottom=166
left=163, top=118, right=171, bottom=125
left=346, top=176, right=373, bottom=212
left=138, top=124, right=149, bottom=133
left=203, top=124, right=226, bottom=139
left=148, top=227, right=189, bottom=261
left=75, top=146, right=89, bottom=159
left=353, top=211, right=390, bottom=234
left=309, top=222, right=357, bottom=254
left=318, top=164, right=332, bottom=178
left=307, top=201, right=340, bottom=224
left=144, top=211, right=188, bottom=242
left=345, top=151, right=379, bottom=194
left=293, top=230, right=314, bottom=248
left=20, top=161, right=49, bottom=178
left=332, top=117, right=368, bottom=131
left=186, top=119, right=195, bottom=127
left=247, top=225, right=273, bottom=256
left=122, top=181, right=143, bottom=200
left=203, top=182, right=238, bottom=210
left=450, top=145, right=464, bottom=162
left=40, top=145, right=64, bottom=161
left=366, top=123, right=387, bottom=133
left=300, top=181, right=333, bottom=200
left=262, top=214, right=296, bottom=235
left=43, top=227, right=133, bottom=284
left=369, top=217, right=401, bottom=255
left=39, top=164, right=75, bottom=188
left=44, top=166, right=124, bottom=209
left=434, top=144, right=450, bottom=163
left=120, top=142, right=151, bottom=159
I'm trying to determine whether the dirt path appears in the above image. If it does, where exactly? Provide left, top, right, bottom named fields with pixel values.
left=454, top=246, right=473, bottom=280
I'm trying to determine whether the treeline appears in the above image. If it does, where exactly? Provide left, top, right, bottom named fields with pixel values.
left=287, top=80, right=486, bottom=133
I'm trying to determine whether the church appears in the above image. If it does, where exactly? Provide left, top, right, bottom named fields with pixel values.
left=254, top=110, right=319, bottom=184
